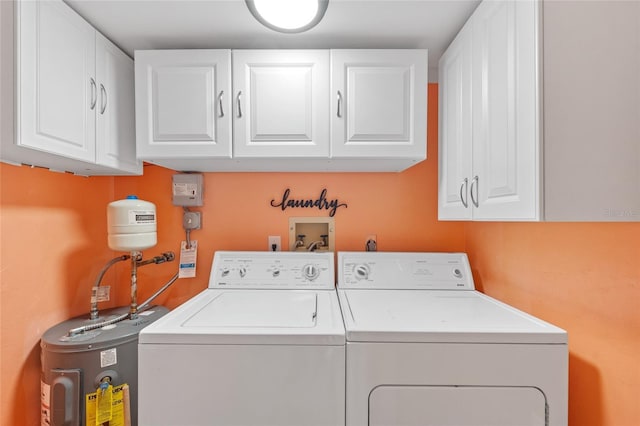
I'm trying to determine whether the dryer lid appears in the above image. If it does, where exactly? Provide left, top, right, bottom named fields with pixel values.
left=338, top=289, right=567, bottom=344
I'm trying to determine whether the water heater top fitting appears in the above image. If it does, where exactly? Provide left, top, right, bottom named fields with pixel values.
left=107, top=195, right=157, bottom=252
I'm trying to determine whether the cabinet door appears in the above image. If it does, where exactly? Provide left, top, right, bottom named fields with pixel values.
left=17, top=0, right=96, bottom=162
left=438, top=26, right=473, bottom=220
left=135, top=50, right=232, bottom=159
left=471, top=0, right=540, bottom=220
left=95, top=33, right=142, bottom=174
left=331, top=50, right=427, bottom=159
left=232, top=50, right=329, bottom=158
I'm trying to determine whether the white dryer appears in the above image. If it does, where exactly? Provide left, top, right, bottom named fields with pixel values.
left=337, top=252, right=568, bottom=426
left=138, top=251, right=345, bottom=426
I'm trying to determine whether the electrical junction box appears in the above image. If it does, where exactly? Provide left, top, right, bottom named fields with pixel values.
left=172, top=174, right=204, bottom=206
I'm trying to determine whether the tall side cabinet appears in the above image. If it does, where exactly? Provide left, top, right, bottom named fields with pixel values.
left=438, top=0, right=640, bottom=222
left=438, top=23, right=473, bottom=220
left=542, top=0, right=640, bottom=221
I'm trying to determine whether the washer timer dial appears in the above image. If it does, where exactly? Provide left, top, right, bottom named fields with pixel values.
left=302, top=264, right=320, bottom=281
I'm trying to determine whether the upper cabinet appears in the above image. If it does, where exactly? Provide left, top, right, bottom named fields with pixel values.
left=0, top=0, right=142, bottom=176
left=233, top=50, right=329, bottom=158
left=95, top=33, right=140, bottom=174
left=331, top=50, right=427, bottom=164
left=438, top=23, right=473, bottom=220
left=134, top=49, right=428, bottom=172
left=438, top=0, right=640, bottom=222
left=135, top=50, right=232, bottom=166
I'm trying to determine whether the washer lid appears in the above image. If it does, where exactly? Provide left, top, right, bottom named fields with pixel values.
left=139, top=289, right=345, bottom=345
left=338, top=289, right=567, bottom=344
left=183, top=291, right=317, bottom=328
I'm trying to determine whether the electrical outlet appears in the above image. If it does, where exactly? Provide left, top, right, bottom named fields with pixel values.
left=268, top=236, right=281, bottom=251
left=366, top=234, right=377, bottom=251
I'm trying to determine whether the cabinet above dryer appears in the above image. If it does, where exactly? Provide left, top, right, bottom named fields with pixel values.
left=438, top=0, right=640, bottom=222
left=134, top=49, right=428, bottom=172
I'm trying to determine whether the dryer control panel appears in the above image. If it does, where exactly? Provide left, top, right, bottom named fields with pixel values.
left=209, top=251, right=335, bottom=289
left=338, top=252, right=474, bottom=290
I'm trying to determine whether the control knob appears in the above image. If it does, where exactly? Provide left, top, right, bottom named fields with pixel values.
left=302, top=264, right=320, bottom=281
left=354, top=264, right=370, bottom=280
left=452, top=268, right=463, bottom=279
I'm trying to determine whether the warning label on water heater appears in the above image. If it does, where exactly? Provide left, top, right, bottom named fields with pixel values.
left=100, top=348, right=117, bottom=368
left=128, top=210, right=156, bottom=225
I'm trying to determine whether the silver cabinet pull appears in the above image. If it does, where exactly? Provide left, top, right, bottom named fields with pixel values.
left=470, top=175, right=479, bottom=208
left=218, top=90, right=224, bottom=118
left=100, top=83, right=107, bottom=114
left=459, top=178, right=469, bottom=208
left=89, top=78, right=97, bottom=110
left=236, top=91, right=243, bottom=118
left=337, top=90, right=343, bottom=118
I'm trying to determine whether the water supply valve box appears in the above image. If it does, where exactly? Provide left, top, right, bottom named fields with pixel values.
left=172, top=174, right=204, bottom=206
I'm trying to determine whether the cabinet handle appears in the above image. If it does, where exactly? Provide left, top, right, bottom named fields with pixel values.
left=236, top=91, right=243, bottom=118
left=460, top=178, right=469, bottom=208
left=337, top=91, right=343, bottom=118
left=100, top=84, right=107, bottom=114
left=89, top=78, right=97, bottom=110
left=218, top=90, right=224, bottom=118
left=470, top=175, right=479, bottom=208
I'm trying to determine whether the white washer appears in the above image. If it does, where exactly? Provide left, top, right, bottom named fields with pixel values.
left=138, top=251, right=345, bottom=426
left=337, top=252, right=568, bottom=426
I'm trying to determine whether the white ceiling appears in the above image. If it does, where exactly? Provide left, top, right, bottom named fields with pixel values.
left=64, top=0, right=481, bottom=81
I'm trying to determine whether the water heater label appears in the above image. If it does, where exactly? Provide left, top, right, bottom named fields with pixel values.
left=128, top=210, right=156, bottom=225
left=100, top=348, right=117, bottom=368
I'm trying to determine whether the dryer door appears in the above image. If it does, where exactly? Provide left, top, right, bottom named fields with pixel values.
left=369, top=385, right=547, bottom=426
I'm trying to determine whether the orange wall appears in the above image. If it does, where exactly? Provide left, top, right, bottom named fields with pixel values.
left=0, top=165, right=118, bottom=425
left=465, top=222, right=640, bottom=426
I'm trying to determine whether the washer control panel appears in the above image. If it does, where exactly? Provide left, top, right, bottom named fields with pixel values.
left=338, top=252, right=474, bottom=290
left=209, top=251, right=335, bottom=289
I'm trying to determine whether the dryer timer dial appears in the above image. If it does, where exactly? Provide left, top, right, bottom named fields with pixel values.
left=354, top=264, right=370, bottom=280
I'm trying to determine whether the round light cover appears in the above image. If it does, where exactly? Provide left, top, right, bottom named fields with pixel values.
left=246, top=0, right=329, bottom=33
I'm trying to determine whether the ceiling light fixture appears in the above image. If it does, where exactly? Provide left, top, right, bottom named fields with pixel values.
left=246, top=0, right=329, bottom=33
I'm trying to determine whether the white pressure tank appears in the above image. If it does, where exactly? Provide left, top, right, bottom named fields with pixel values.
left=107, top=196, right=157, bottom=251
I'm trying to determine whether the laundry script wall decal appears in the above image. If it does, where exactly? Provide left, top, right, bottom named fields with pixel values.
left=270, top=188, right=348, bottom=217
